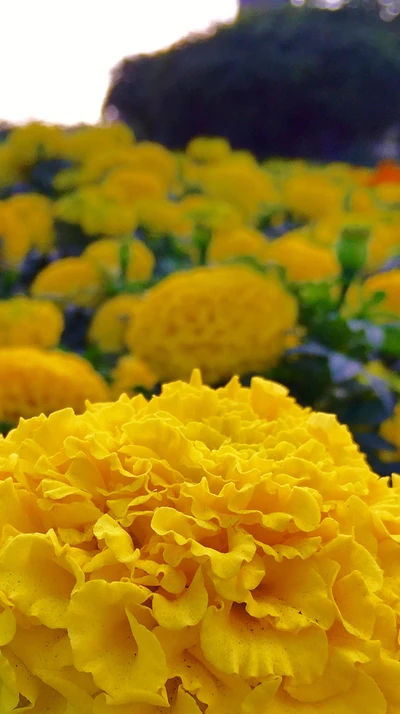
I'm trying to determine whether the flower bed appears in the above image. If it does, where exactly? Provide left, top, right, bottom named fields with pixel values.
left=0, top=123, right=399, bottom=475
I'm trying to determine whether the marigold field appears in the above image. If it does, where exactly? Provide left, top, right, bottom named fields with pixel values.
left=0, top=122, right=400, bottom=712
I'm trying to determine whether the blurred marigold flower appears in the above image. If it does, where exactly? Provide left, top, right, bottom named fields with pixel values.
left=54, top=186, right=138, bottom=237
left=0, top=297, right=63, bottom=348
left=127, top=264, right=298, bottom=383
left=266, top=236, right=341, bottom=283
left=31, top=257, right=103, bottom=308
left=5, top=193, right=55, bottom=253
left=83, top=237, right=155, bottom=282
left=207, top=227, right=269, bottom=264
left=110, top=354, right=158, bottom=398
left=0, top=347, right=109, bottom=423
left=186, top=136, right=231, bottom=164
left=88, top=294, right=141, bottom=354
left=0, top=203, right=32, bottom=268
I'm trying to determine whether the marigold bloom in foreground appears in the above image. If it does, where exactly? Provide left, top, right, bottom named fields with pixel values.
left=88, top=294, right=141, bottom=353
left=0, top=347, right=109, bottom=423
left=0, top=373, right=399, bottom=712
left=31, top=257, right=103, bottom=308
left=0, top=297, right=64, bottom=348
left=127, top=265, right=298, bottom=383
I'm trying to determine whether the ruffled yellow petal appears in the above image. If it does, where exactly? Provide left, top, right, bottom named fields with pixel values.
left=0, top=532, right=84, bottom=628
left=200, top=602, right=328, bottom=681
left=152, top=566, right=208, bottom=629
left=67, top=580, right=168, bottom=705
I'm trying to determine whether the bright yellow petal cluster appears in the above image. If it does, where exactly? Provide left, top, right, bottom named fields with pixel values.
left=0, top=374, right=399, bottom=712
left=83, top=237, right=155, bottom=282
left=88, top=294, right=141, bottom=353
left=0, top=297, right=64, bottom=348
left=0, top=347, right=109, bottom=423
left=31, top=257, right=103, bottom=308
left=127, top=265, right=298, bottom=383
left=110, top=354, right=158, bottom=398
left=5, top=193, right=55, bottom=252
left=265, top=235, right=341, bottom=283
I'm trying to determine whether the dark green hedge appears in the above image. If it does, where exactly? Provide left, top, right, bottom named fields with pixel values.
left=103, top=6, right=400, bottom=163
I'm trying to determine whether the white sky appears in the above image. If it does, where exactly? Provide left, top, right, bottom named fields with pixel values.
left=0, top=0, right=239, bottom=125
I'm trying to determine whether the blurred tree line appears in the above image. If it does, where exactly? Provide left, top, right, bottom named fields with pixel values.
left=103, top=4, right=400, bottom=164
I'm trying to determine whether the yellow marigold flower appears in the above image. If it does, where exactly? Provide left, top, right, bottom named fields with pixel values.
left=88, top=294, right=141, bottom=353
left=282, top=172, right=345, bottom=220
left=110, top=354, right=158, bottom=398
left=207, top=227, right=269, bottom=263
left=83, top=237, right=155, bottom=282
left=186, top=137, right=231, bottom=164
left=0, top=297, right=63, bottom=348
left=135, top=198, right=193, bottom=238
left=54, top=186, right=138, bottom=237
left=265, top=236, right=341, bottom=282
left=5, top=122, right=65, bottom=165
left=374, top=182, right=400, bottom=206
left=31, top=257, right=103, bottom=308
left=0, top=347, right=109, bottom=423
left=62, top=123, right=135, bottom=162
left=0, top=373, right=399, bottom=711
left=102, top=168, right=166, bottom=204
left=199, top=164, right=280, bottom=220
left=180, top=195, right=244, bottom=232
left=346, top=269, right=400, bottom=320
left=5, top=193, right=55, bottom=252
left=127, top=265, right=298, bottom=383
left=127, top=142, right=177, bottom=186
left=0, top=203, right=31, bottom=267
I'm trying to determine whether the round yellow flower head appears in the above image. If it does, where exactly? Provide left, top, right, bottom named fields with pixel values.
left=0, top=203, right=32, bottom=268
left=127, top=265, right=298, bottom=383
left=0, top=297, right=64, bottom=348
left=127, top=141, right=177, bottom=186
left=180, top=195, right=244, bottom=232
left=110, top=354, right=158, bottom=398
left=207, top=226, right=269, bottom=263
left=88, top=293, right=141, bottom=353
left=265, top=235, right=341, bottom=283
left=5, top=193, right=55, bottom=252
left=54, top=186, right=138, bottom=237
left=83, top=237, right=155, bottom=282
left=283, top=172, right=345, bottom=220
left=62, top=122, right=135, bottom=162
left=6, top=122, right=65, bottom=165
left=186, top=136, right=231, bottom=164
left=102, top=168, right=166, bottom=204
left=135, top=198, right=193, bottom=238
left=199, top=164, right=280, bottom=220
left=0, top=347, right=109, bottom=423
left=0, top=144, right=21, bottom=187
left=0, top=372, right=399, bottom=711
left=31, top=257, right=103, bottom=308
